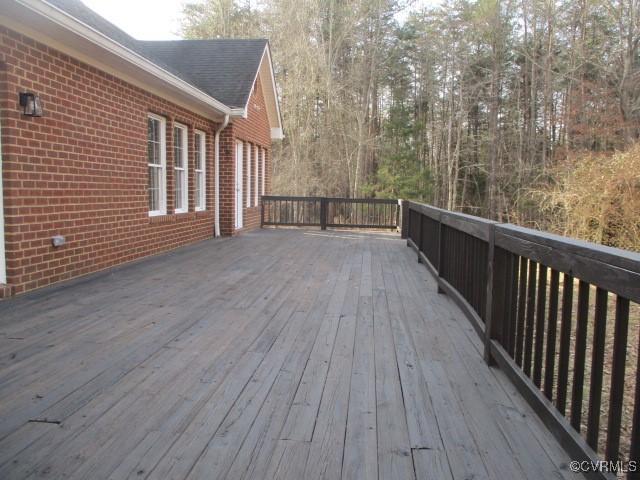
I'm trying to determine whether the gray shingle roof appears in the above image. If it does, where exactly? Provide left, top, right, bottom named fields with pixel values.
left=46, top=0, right=268, bottom=109
left=139, top=40, right=267, bottom=108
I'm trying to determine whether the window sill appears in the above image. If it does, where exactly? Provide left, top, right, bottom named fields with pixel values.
left=148, top=210, right=213, bottom=224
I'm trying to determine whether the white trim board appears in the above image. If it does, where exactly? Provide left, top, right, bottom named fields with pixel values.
left=241, top=44, right=285, bottom=140
left=147, top=113, right=167, bottom=217
left=235, top=141, right=244, bottom=230
left=173, top=122, right=188, bottom=214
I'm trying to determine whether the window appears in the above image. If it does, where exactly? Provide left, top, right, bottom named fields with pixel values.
left=254, top=145, right=259, bottom=205
left=195, top=131, right=206, bottom=211
left=246, top=142, right=252, bottom=208
left=174, top=123, right=188, bottom=213
left=147, top=114, right=166, bottom=216
left=261, top=148, right=266, bottom=196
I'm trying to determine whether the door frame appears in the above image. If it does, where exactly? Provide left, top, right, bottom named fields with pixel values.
left=235, top=141, right=243, bottom=230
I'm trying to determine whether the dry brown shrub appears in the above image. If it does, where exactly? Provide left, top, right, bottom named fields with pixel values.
left=536, top=144, right=640, bottom=252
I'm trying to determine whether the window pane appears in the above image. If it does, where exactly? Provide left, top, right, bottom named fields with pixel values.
left=175, top=169, right=183, bottom=210
left=154, top=141, right=160, bottom=165
left=195, top=171, right=202, bottom=209
left=195, top=133, right=202, bottom=170
left=148, top=117, right=161, bottom=165
left=174, top=127, right=183, bottom=168
left=149, top=166, right=160, bottom=211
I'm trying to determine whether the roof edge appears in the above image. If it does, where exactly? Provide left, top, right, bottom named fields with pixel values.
left=17, top=0, right=231, bottom=116
left=242, top=43, right=284, bottom=140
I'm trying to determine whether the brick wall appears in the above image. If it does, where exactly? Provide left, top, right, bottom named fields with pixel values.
left=0, top=26, right=273, bottom=296
left=219, top=75, right=273, bottom=235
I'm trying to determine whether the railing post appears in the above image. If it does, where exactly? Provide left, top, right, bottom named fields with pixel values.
left=417, top=213, right=423, bottom=263
left=436, top=212, right=445, bottom=294
left=260, top=197, right=265, bottom=227
left=320, top=198, right=327, bottom=230
left=400, top=200, right=408, bottom=239
left=484, top=223, right=505, bottom=365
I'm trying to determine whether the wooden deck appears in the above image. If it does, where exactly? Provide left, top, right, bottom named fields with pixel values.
left=0, top=229, right=583, bottom=479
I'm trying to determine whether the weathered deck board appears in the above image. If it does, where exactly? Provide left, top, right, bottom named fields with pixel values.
left=0, top=229, right=583, bottom=479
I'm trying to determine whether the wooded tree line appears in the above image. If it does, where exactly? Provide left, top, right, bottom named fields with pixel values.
left=181, top=0, right=640, bottom=246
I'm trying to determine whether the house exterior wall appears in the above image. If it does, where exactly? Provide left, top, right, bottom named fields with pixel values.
left=220, top=74, right=273, bottom=236
left=0, top=26, right=273, bottom=297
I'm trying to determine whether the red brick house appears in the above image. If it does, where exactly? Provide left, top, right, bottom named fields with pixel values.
left=0, top=0, right=284, bottom=297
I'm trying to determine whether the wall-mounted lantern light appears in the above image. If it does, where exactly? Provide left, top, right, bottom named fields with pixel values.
left=19, top=92, right=43, bottom=117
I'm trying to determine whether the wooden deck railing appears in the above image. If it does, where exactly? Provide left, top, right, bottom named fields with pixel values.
left=403, top=200, right=639, bottom=480
left=261, top=196, right=400, bottom=230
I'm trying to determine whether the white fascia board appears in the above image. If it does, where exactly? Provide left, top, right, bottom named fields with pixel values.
left=263, top=45, right=284, bottom=131
left=241, top=43, right=284, bottom=135
left=230, top=107, right=248, bottom=119
left=16, top=0, right=231, bottom=117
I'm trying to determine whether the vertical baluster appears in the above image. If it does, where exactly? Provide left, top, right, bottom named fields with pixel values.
left=524, top=260, right=538, bottom=377
left=556, top=274, right=574, bottom=415
left=505, top=253, right=519, bottom=356
left=418, top=213, right=424, bottom=255
left=474, top=237, right=480, bottom=315
left=605, top=296, right=630, bottom=461
left=571, top=280, right=590, bottom=432
left=587, top=288, right=608, bottom=450
left=629, top=326, right=640, bottom=471
left=515, top=257, right=528, bottom=366
left=543, top=269, right=560, bottom=400
left=533, top=265, right=548, bottom=387
left=366, top=202, right=369, bottom=226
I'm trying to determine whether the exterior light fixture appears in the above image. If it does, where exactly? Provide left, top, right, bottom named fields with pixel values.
left=19, top=92, right=43, bottom=117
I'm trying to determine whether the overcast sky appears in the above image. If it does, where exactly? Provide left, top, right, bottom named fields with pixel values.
left=82, top=0, right=187, bottom=40
left=82, top=0, right=439, bottom=41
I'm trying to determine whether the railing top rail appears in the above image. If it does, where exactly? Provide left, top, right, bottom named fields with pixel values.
left=262, top=195, right=324, bottom=201
left=496, top=223, right=640, bottom=303
left=497, top=223, right=640, bottom=273
left=407, top=200, right=497, bottom=242
left=323, top=197, right=399, bottom=204
left=406, top=200, right=446, bottom=220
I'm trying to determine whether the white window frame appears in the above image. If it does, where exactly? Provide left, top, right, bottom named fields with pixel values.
left=194, top=130, right=206, bottom=211
left=254, top=145, right=259, bottom=205
left=148, top=113, right=167, bottom=217
left=173, top=122, right=188, bottom=214
left=261, top=147, right=266, bottom=196
left=246, top=142, right=252, bottom=208
left=235, top=141, right=243, bottom=229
